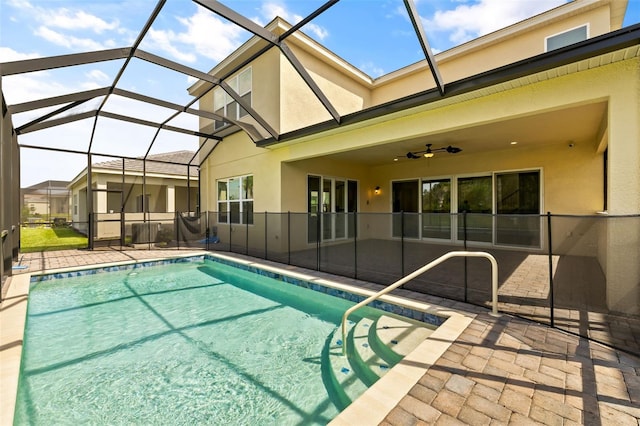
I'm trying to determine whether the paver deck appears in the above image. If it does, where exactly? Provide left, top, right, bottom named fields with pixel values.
left=4, top=248, right=640, bottom=425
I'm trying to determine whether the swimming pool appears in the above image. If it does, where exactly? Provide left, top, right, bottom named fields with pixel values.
left=12, top=254, right=467, bottom=425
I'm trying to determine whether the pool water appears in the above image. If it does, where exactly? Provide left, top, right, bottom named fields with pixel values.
left=15, top=259, right=382, bottom=425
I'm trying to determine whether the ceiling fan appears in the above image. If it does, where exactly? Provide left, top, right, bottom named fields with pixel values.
left=405, top=143, right=462, bottom=159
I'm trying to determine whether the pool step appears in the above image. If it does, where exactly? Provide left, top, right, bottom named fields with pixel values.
left=375, top=314, right=435, bottom=359
left=350, top=317, right=392, bottom=385
left=324, top=313, right=434, bottom=411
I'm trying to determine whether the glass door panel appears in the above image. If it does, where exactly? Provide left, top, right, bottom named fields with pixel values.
left=307, top=176, right=320, bottom=243
left=322, top=179, right=332, bottom=240
left=496, top=171, right=541, bottom=246
left=347, top=180, right=357, bottom=238
left=335, top=180, right=346, bottom=239
left=392, top=180, right=419, bottom=238
left=457, top=176, right=492, bottom=243
left=422, top=179, right=451, bottom=239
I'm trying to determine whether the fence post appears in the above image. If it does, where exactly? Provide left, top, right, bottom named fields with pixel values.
left=245, top=209, right=249, bottom=255
left=401, top=211, right=405, bottom=280
left=463, top=211, right=468, bottom=303
left=88, top=212, right=94, bottom=250
left=354, top=212, right=358, bottom=280
left=547, top=212, right=555, bottom=327
left=175, top=212, right=180, bottom=250
left=287, top=211, right=291, bottom=265
left=316, top=211, right=321, bottom=271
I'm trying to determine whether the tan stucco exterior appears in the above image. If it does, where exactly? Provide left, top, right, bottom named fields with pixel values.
left=192, top=0, right=639, bottom=314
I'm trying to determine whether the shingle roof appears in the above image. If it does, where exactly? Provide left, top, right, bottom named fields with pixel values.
left=23, top=180, right=70, bottom=191
left=93, top=151, right=198, bottom=177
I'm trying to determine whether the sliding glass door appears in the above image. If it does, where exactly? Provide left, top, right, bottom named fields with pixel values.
left=308, top=176, right=358, bottom=243
left=457, top=176, right=492, bottom=243
left=495, top=171, right=540, bottom=246
left=392, top=180, right=419, bottom=238
left=422, top=179, right=451, bottom=239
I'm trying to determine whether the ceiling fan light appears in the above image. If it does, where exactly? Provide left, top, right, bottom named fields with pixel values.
left=424, top=152, right=434, bottom=158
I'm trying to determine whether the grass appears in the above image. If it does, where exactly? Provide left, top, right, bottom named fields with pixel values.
left=20, top=226, right=88, bottom=253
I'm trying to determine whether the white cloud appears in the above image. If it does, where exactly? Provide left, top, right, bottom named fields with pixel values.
left=7, top=0, right=33, bottom=10
left=86, top=69, right=110, bottom=83
left=78, top=81, right=105, bottom=92
left=360, top=62, right=385, bottom=78
left=143, top=7, right=244, bottom=63
left=425, top=0, right=568, bottom=44
left=7, top=0, right=121, bottom=53
left=0, top=46, right=40, bottom=61
left=260, top=1, right=330, bottom=40
left=8, top=0, right=119, bottom=33
left=3, top=73, right=68, bottom=104
left=41, top=9, right=119, bottom=34
left=147, top=28, right=197, bottom=63
left=34, top=26, right=109, bottom=51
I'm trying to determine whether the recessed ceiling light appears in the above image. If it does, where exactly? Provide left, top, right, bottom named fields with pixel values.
left=393, top=157, right=399, bottom=161
left=510, top=141, right=518, bottom=145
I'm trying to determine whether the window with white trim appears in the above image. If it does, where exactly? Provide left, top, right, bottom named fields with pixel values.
left=218, top=175, right=253, bottom=224
left=214, top=68, right=252, bottom=130
left=545, top=25, right=587, bottom=52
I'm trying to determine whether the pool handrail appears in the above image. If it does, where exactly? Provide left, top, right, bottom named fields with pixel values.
left=340, top=250, right=499, bottom=356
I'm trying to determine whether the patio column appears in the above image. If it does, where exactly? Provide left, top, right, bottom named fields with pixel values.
left=166, top=185, right=175, bottom=213
left=603, top=69, right=640, bottom=315
left=96, top=181, right=107, bottom=214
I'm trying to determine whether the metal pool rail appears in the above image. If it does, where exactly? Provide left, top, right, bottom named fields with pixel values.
left=340, top=251, right=499, bottom=355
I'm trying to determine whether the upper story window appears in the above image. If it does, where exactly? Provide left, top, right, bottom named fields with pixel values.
left=545, top=25, right=588, bottom=52
left=213, top=67, right=252, bottom=130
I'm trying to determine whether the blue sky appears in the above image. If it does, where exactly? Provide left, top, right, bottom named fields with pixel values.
left=1, top=0, right=639, bottom=186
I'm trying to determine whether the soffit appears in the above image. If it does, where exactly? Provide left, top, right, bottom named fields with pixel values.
left=317, top=101, right=608, bottom=166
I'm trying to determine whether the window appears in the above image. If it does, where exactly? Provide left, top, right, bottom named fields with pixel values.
left=73, top=194, right=78, bottom=215
left=214, top=68, right=252, bottom=130
left=218, top=175, right=253, bottom=224
left=545, top=25, right=587, bottom=51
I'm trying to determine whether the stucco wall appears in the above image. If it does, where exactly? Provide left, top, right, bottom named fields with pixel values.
left=200, top=55, right=640, bottom=314
left=283, top=43, right=370, bottom=122
left=200, top=130, right=285, bottom=213
left=202, top=58, right=638, bottom=217
left=371, top=4, right=612, bottom=105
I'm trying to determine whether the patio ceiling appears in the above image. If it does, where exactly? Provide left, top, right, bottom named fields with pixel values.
left=0, top=0, right=444, bottom=169
left=317, top=101, right=609, bottom=166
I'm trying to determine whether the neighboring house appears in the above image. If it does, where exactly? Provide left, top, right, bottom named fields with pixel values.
left=20, top=180, right=71, bottom=221
left=68, top=150, right=198, bottom=241
left=188, top=0, right=639, bottom=314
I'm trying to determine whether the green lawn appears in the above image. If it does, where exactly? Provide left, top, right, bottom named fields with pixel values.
left=20, top=226, right=88, bottom=253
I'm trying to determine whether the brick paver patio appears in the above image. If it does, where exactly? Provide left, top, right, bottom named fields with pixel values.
left=7, top=248, right=640, bottom=425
